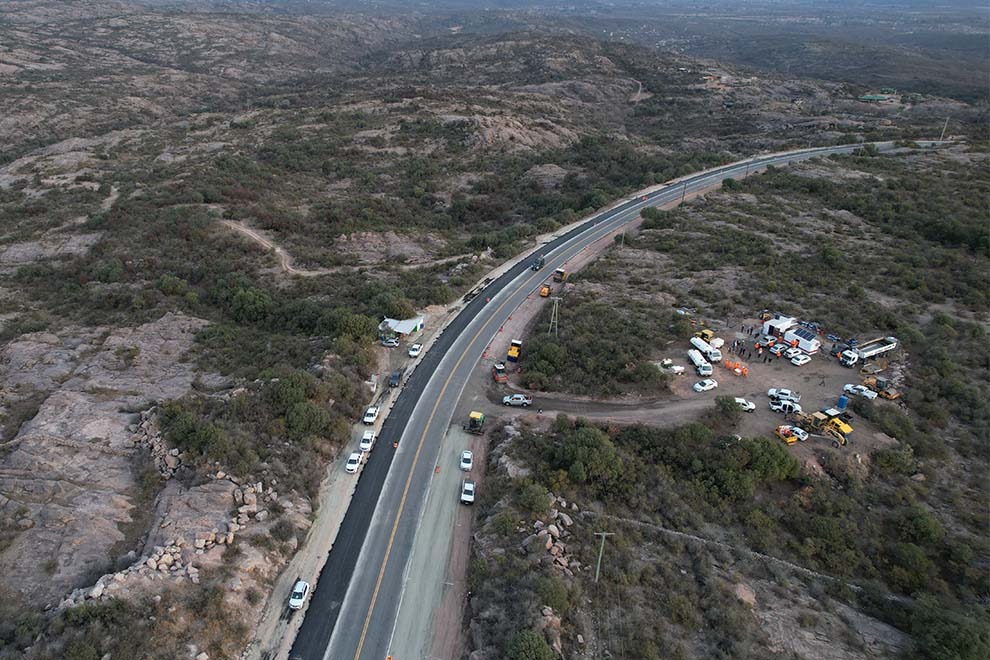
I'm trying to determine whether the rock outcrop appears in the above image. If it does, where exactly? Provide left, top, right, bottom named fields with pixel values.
left=0, top=313, right=210, bottom=607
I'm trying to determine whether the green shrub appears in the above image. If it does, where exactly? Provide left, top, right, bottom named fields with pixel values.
left=505, top=629, right=555, bottom=660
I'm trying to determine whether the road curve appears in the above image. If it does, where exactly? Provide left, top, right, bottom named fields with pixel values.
left=288, top=140, right=942, bottom=660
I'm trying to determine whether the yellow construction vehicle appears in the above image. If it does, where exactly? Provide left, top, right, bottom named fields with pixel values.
left=552, top=268, right=568, bottom=283
left=539, top=284, right=551, bottom=297
left=463, top=411, right=486, bottom=435
left=798, top=409, right=852, bottom=448
left=862, top=375, right=901, bottom=400
left=775, top=426, right=799, bottom=445
left=694, top=329, right=715, bottom=342
left=507, top=339, right=522, bottom=363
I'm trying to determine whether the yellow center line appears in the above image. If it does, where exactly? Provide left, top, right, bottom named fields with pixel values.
left=351, top=204, right=642, bottom=660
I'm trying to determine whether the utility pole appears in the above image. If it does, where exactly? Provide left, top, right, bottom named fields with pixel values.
left=547, top=297, right=561, bottom=337
left=680, top=181, right=687, bottom=203
left=939, top=116, right=949, bottom=142
left=594, top=532, right=614, bottom=583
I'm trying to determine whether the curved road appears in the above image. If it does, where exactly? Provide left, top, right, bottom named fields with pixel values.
left=289, top=140, right=940, bottom=660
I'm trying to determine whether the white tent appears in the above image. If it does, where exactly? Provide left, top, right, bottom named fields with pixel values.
left=379, top=316, right=425, bottom=336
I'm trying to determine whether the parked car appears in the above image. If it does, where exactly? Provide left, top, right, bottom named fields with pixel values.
left=362, top=406, right=380, bottom=425
left=769, top=344, right=787, bottom=357
left=775, top=425, right=809, bottom=443
left=767, top=388, right=801, bottom=403
left=408, top=343, right=423, bottom=358
left=758, top=334, right=777, bottom=348
left=502, top=394, right=533, bottom=407
left=790, top=354, right=812, bottom=366
left=659, top=358, right=685, bottom=375
left=460, top=479, right=476, bottom=504
left=734, top=397, right=756, bottom=413
left=459, top=450, right=473, bottom=471
left=388, top=369, right=403, bottom=387
left=769, top=399, right=803, bottom=415
left=345, top=452, right=362, bottom=474
left=381, top=337, right=400, bottom=348
left=288, top=580, right=310, bottom=610
left=843, top=383, right=879, bottom=400
left=784, top=347, right=802, bottom=360
left=830, top=343, right=850, bottom=357
left=693, top=379, right=718, bottom=392
left=360, top=430, right=375, bottom=452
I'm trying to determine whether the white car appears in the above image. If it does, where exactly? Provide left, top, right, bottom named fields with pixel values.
left=844, top=384, right=879, bottom=400
left=734, top=397, right=756, bottom=413
left=769, top=399, right=803, bottom=415
left=791, top=354, right=812, bottom=366
left=693, top=379, right=718, bottom=393
left=362, top=406, right=380, bottom=425
left=767, top=388, right=801, bottom=403
left=459, top=450, right=473, bottom=471
left=288, top=580, right=310, bottom=610
left=381, top=337, right=399, bottom=348
left=345, top=452, right=362, bottom=474
left=408, top=343, right=423, bottom=358
left=790, top=427, right=810, bottom=442
left=460, top=479, right=476, bottom=505
left=784, top=347, right=802, bottom=360
left=360, top=430, right=375, bottom=452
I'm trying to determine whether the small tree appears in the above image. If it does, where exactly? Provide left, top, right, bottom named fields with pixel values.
left=506, top=629, right=555, bottom=660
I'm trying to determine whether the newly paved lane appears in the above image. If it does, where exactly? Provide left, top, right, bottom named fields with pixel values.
left=289, top=141, right=939, bottom=660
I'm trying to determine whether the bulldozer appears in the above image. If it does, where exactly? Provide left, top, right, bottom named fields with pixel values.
left=862, top=375, right=901, bottom=400
left=463, top=411, right=486, bottom=435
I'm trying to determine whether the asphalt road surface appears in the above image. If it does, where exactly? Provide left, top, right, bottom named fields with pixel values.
left=288, top=141, right=940, bottom=660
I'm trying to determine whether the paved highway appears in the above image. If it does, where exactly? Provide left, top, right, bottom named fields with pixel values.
left=288, top=140, right=940, bottom=660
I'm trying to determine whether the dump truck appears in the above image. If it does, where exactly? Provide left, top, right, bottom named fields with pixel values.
left=862, top=375, right=901, bottom=400
left=507, top=339, right=522, bottom=363
left=839, top=336, right=898, bottom=367
left=552, top=268, right=568, bottom=283
left=539, top=284, right=551, bottom=297
left=463, top=411, right=486, bottom=434
left=492, top=363, right=508, bottom=384
left=687, top=349, right=713, bottom=377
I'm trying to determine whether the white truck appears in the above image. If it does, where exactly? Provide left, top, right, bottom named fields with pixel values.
left=839, top=336, right=898, bottom=367
left=689, top=336, right=722, bottom=363
left=687, top=349, right=713, bottom=376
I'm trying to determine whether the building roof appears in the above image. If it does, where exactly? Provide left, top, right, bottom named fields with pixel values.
left=790, top=327, right=818, bottom=342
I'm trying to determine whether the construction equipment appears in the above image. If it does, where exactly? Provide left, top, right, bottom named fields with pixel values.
left=552, top=268, right=568, bottom=283
left=694, top=329, right=715, bottom=342
left=775, top=426, right=799, bottom=445
left=463, top=411, right=486, bottom=435
left=492, top=363, right=508, bottom=384
left=862, top=375, right=901, bottom=400
left=507, top=339, right=522, bottom=363
left=798, top=408, right=853, bottom=448
left=539, top=284, right=551, bottom=297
